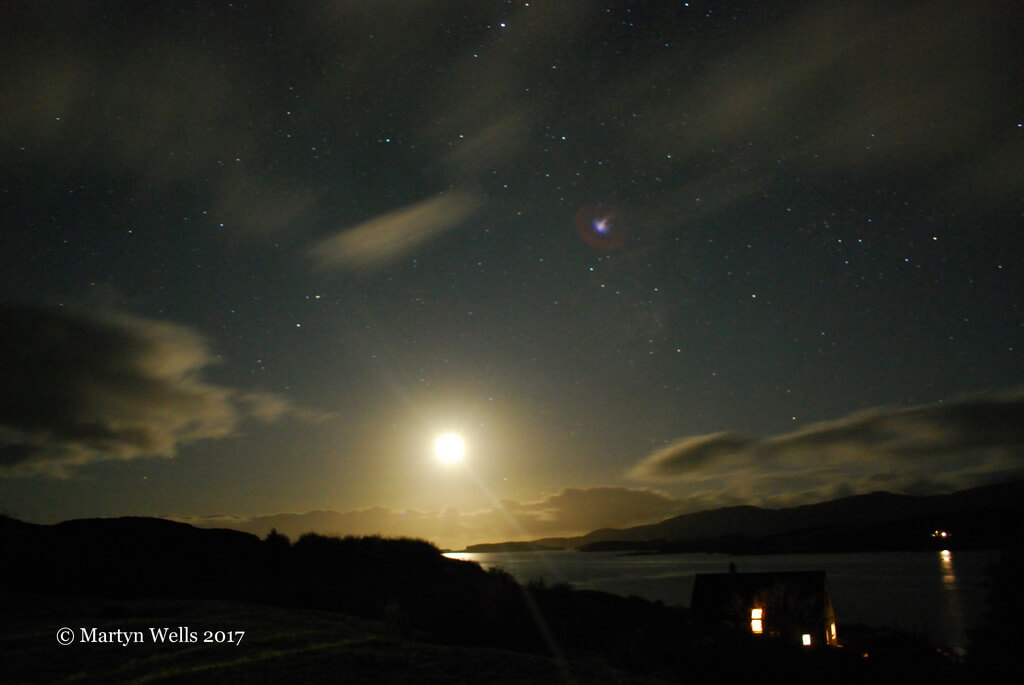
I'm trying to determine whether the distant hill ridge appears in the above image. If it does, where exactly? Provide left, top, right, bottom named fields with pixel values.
left=467, top=479, right=1024, bottom=553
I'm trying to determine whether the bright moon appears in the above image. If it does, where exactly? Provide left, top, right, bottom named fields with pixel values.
left=434, top=432, right=466, bottom=465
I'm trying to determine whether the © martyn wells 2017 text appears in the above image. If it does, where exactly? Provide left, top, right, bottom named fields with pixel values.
left=56, top=626, right=244, bottom=646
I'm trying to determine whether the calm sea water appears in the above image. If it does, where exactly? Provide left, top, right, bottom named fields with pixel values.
left=444, top=549, right=1001, bottom=654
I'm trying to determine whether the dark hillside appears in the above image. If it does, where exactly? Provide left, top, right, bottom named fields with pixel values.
left=2, top=516, right=263, bottom=598
left=0, top=516, right=690, bottom=670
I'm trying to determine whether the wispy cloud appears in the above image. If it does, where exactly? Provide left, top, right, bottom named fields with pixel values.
left=309, top=189, right=482, bottom=270
left=630, top=390, right=1024, bottom=506
left=6, top=1, right=1014, bottom=250
left=0, top=305, right=313, bottom=476
left=634, top=3, right=1019, bottom=197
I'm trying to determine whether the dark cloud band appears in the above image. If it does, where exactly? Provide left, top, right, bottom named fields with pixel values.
left=0, top=305, right=306, bottom=475
left=630, top=391, right=1024, bottom=502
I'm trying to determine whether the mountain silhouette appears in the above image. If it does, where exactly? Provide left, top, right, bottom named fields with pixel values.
left=495, top=479, right=1024, bottom=553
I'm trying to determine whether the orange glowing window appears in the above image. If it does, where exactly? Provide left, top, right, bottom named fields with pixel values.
left=750, top=607, right=763, bottom=634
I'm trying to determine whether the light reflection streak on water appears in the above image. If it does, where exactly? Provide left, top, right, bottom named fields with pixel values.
left=940, top=549, right=956, bottom=587
left=939, top=549, right=966, bottom=656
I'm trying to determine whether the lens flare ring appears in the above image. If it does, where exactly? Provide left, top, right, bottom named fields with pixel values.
left=574, top=204, right=626, bottom=250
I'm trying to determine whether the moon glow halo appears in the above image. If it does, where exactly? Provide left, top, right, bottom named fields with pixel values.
left=434, top=432, right=466, bottom=465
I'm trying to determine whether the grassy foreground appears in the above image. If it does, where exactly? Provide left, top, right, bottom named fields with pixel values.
left=0, top=593, right=670, bottom=684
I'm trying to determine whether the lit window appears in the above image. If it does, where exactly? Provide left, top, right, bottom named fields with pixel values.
left=802, top=633, right=812, bottom=646
left=750, top=607, right=763, bottom=634
left=830, top=622, right=837, bottom=641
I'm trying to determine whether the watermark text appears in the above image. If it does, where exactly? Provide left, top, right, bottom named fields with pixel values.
left=56, top=626, right=244, bottom=646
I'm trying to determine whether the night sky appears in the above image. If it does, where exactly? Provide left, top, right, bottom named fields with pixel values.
left=2, top=1, right=1022, bottom=549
